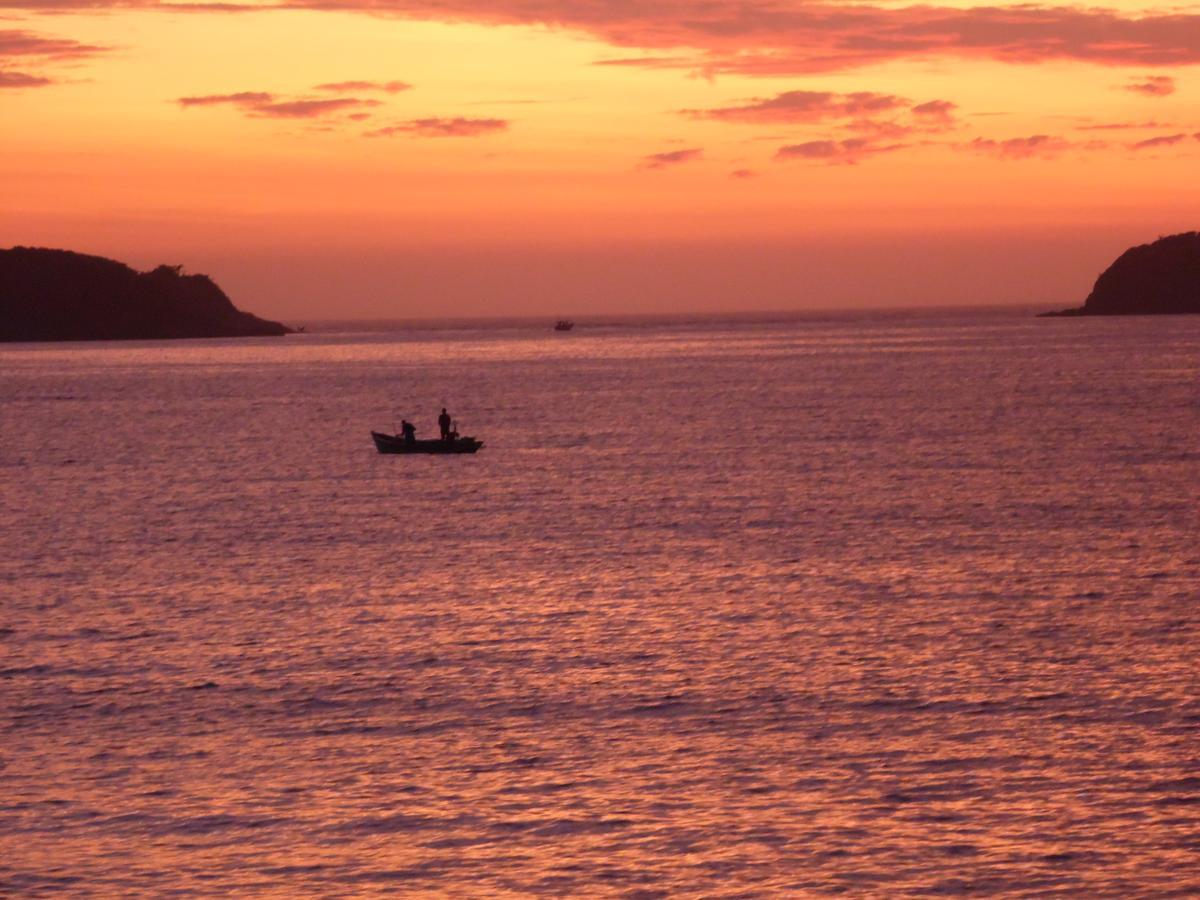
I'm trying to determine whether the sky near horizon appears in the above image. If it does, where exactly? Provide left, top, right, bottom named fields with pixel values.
left=3, top=0, right=1200, bottom=318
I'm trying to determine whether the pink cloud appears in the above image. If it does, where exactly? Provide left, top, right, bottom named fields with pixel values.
left=966, top=134, right=1073, bottom=159
left=1124, top=75, right=1175, bottom=96
left=7, top=3, right=1200, bottom=74
left=684, top=90, right=906, bottom=124
left=640, top=148, right=703, bottom=169
left=177, top=91, right=274, bottom=107
left=730, top=168, right=759, bottom=179
left=314, top=79, right=411, bottom=93
left=287, top=2, right=1200, bottom=74
left=0, top=69, right=52, bottom=88
left=775, top=138, right=906, bottom=164
left=1130, top=132, right=1188, bottom=149
left=177, top=91, right=379, bottom=118
left=0, top=27, right=108, bottom=89
left=911, top=100, right=958, bottom=128
left=844, top=118, right=913, bottom=139
left=252, top=97, right=378, bottom=118
left=0, top=29, right=105, bottom=61
left=365, top=116, right=509, bottom=137
left=686, top=91, right=957, bottom=141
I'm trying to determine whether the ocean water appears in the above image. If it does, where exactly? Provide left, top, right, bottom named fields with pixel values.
left=1, top=310, right=1198, bottom=896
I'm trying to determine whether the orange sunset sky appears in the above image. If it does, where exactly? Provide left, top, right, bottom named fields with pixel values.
left=3, top=0, right=1199, bottom=317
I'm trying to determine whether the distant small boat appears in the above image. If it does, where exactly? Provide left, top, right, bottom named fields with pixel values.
left=554, top=320, right=574, bottom=331
left=371, top=431, right=483, bottom=454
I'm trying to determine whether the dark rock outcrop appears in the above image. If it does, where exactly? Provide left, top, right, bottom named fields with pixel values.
left=0, top=247, right=291, bottom=341
left=1041, top=232, right=1200, bottom=316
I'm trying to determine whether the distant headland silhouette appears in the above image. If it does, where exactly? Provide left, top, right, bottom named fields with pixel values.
left=0, top=247, right=291, bottom=342
left=1042, top=232, right=1200, bottom=317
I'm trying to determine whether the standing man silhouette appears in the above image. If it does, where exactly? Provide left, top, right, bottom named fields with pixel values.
left=438, top=407, right=452, bottom=441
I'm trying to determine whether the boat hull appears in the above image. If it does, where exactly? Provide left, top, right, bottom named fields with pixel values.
left=371, top=431, right=483, bottom=454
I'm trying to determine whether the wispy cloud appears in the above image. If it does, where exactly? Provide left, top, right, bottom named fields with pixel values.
left=0, top=27, right=108, bottom=90
left=0, top=29, right=106, bottom=61
left=684, top=91, right=906, bottom=124
left=303, top=1, right=1200, bottom=74
left=843, top=118, right=913, bottom=140
left=1123, top=75, right=1176, bottom=97
left=966, top=135, right=1074, bottom=159
left=0, top=69, right=52, bottom=88
left=911, top=100, right=958, bottom=129
left=1130, top=133, right=1188, bottom=149
left=7, top=2, right=1200, bottom=75
left=1077, top=120, right=1168, bottom=131
left=364, top=116, right=508, bottom=137
left=684, top=90, right=958, bottom=142
left=177, top=90, right=380, bottom=118
left=640, top=147, right=703, bottom=169
left=595, top=56, right=696, bottom=70
left=253, top=97, right=378, bottom=118
left=178, top=91, right=273, bottom=107
left=775, top=138, right=906, bottom=164
left=314, top=79, right=410, bottom=93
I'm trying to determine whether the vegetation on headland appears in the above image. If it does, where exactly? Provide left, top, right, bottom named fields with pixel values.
left=0, top=247, right=292, bottom=342
left=1041, top=232, right=1200, bottom=316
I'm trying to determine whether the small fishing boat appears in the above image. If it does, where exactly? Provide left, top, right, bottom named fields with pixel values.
left=554, top=319, right=574, bottom=331
left=371, top=431, right=483, bottom=454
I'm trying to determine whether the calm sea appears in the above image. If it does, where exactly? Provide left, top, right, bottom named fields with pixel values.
left=2, top=310, right=1198, bottom=896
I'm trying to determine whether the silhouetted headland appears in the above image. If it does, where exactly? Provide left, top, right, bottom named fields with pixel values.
left=1041, top=232, right=1200, bottom=317
left=0, top=247, right=291, bottom=341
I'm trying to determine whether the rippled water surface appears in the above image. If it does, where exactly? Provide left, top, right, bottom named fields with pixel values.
left=2, top=311, right=1198, bottom=896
